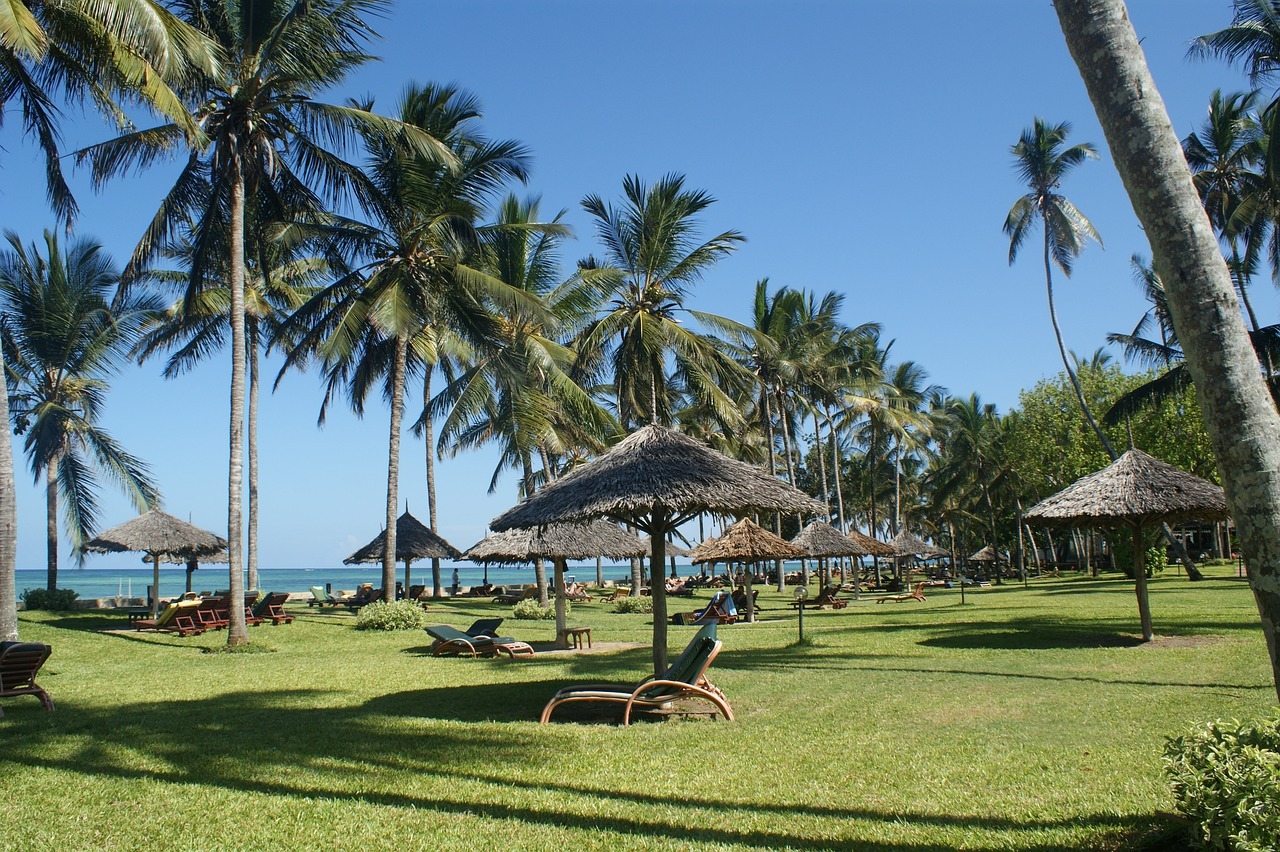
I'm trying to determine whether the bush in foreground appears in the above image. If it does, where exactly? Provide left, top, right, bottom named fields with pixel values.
left=1164, top=712, right=1280, bottom=851
left=512, top=599, right=560, bottom=620
left=615, top=595, right=653, bottom=614
left=20, top=587, right=79, bottom=611
left=355, top=600, right=428, bottom=631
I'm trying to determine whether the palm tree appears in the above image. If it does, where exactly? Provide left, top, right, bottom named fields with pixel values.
left=575, top=174, right=750, bottom=431
left=0, top=231, right=160, bottom=590
left=0, top=0, right=216, bottom=645
left=77, top=0, right=440, bottom=644
left=134, top=227, right=323, bottom=592
left=1005, top=118, right=1113, bottom=457
left=928, top=394, right=1007, bottom=579
left=283, top=83, right=535, bottom=604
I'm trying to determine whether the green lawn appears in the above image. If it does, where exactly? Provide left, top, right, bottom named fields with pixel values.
left=2, top=566, right=1274, bottom=850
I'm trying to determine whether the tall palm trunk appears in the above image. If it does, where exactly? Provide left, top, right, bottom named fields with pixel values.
left=1043, top=235, right=1116, bottom=458
left=1056, top=0, right=1280, bottom=694
left=813, top=409, right=831, bottom=515
left=247, top=318, right=259, bottom=592
left=46, top=456, right=58, bottom=592
left=382, top=335, right=408, bottom=603
left=424, top=366, right=441, bottom=598
left=0, top=342, right=17, bottom=641
left=226, top=160, right=248, bottom=644
left=826, top=405, right=846, bottom=531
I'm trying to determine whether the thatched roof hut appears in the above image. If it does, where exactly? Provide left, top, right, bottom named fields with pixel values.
left=686, top=536, right=719, bottom=564
left=489, top=423, right=824, bottom=674
left=83, top=510, right=228, bottom=617
left=84, top=510, right=227, bottom=558
left=968, top=545, right=1002, bottom=563
left=464, top=521, right=646, bottom=562
left=1024, top=449, right=1227, bottom=527
left=1024, top=449, right=1228, bottom=643
left=792, top=521, right=893, bottom=558
left=345, top=510, right=462, bottom=564
left=692, top=518, right=804, bottom=564
left=887, top=530, right=936, bottom=557
left=490, top=424, right=824, bottom=530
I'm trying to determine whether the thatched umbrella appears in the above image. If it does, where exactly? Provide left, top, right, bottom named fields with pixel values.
left=345, top=510, right=461, bottom=596
left=692, top=519, right=804, bottom=623
left=465, top=521, right=647, bottom=647
left=638, top=535, right=690, bottom=579
left=888, top=530, right=934, bottom=557
left=83, top=510, right=228, bottom=617
left=969, top=545, right=1002, bottom=563
left=1025, top=449, right=1228, bottom=641
left=491, top=423, right=824, bottom=674
left=791, top=521, right=886, bottom=594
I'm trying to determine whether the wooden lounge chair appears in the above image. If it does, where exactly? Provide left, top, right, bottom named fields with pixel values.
left=307, top=586, right=343, bottom=607
left=601, top=587, right=629, bottom=603
left=134, top=600, right=205, bottom=636
left=492, top=587, right=537, bottom=605
left=463, top=618, right=504, bottom=637
left=423, top=625, right=534, bottom=658
left=790, top=585, right=848, bottom=610
left=253, top=592, right=294, bottom=625
left=877, top=582, right=927, bottom=604
left=540, top=624, right=733, bottom=725
left=0, top=642, right=55, bottom=718
left=194, top=596, right=229, bottom=629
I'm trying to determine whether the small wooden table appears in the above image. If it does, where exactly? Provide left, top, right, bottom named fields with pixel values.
left=566, top=626, right=592, bottom=650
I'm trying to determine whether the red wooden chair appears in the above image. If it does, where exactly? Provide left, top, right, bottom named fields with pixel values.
left=0, top=642, right=55, bottom=717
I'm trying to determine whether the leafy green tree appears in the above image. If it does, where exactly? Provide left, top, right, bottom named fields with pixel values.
left=0, top=231, right=160, bottom=590
left=1005, top=118, right=1112, bottom=457
left=283, top=82, right=534, bottom=604
left=78, top=0, right=434, bottom=643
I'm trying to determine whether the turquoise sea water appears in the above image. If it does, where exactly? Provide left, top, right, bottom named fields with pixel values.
left=18, top=563, right=650, bottom=600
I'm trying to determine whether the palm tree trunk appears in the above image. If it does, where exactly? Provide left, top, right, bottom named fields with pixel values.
left=381, top=335, right=409, bottom=603
left=1056, top=0, right=1280, bottom=694
left=1133, top=525, right=1154, bottom=641
left=1043, top=231, right=1117, bottom=459
left=226, top=160, right=248, bottom=645
left=424, top=366, right=442, bottom=598
left=247, top=318, right=259, bottom=593
left=868, top=421, right=879, bottom=578
left=553, top=557, right=568, bottom=649
left=813, top=409, right=831, bottom=515
left=0, top=342, right=17, bottom=641
left=827, top=405, right=847, bottom=531
left=534, top=557, right=548, bottom=606
left=46, top=456, right=58, bottom=592
left=777, top=392, right=797, bottom=485
left=649, top=520, right=669, bottom=676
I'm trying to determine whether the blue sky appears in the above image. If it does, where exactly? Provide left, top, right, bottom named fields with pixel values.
left=0, top=0, right=1268, bottom=571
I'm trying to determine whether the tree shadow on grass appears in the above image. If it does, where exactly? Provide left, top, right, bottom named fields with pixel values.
left=0, top=687, right=1176, bottom=850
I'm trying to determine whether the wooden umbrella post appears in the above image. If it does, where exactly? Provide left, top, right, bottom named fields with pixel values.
left=151, top=553, right=162, bottom=618
left=554, top=557, right=568, bottom=649
left=1133, top=524, right=1154, bottom=642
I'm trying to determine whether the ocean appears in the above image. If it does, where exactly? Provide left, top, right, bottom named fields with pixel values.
left=17, top=563, right=646, bottom=601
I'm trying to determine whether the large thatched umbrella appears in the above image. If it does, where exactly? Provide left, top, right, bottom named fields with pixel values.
left=691, top=519, right=804, bottom=623
left=491, top=423, right=824, bottom=674
left=465, top=521, right=647, bottom=647
left=888, top=530, right=934, bottom=557
left=791, top=521, right=886, bottom=595
left=1025, top=449, right=1228, bottom=641
left=84, top=510, right=228, bottom=617
left=345, top=510, right=461, bottom=596
left=969, top=545, right=1002, bottom=563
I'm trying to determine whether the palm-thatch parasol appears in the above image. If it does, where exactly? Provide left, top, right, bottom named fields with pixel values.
left=465, top=521, right=647, bottom=647
left=791, top=521, right=891, bottom=595
left=490, top=423, right=824, bottom=674
left=888, top=530, right=935, bottom=557
left=969, top=545, right=1003, bottom=563
left=83, top=510, right=228, bottom=617
left=692, top=519, right=804, bottom=623
left=345, top=510, right=462, bottom=595
left=1025, top=449, right=1227, bottom=641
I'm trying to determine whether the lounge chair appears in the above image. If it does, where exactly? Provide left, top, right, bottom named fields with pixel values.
left=423, top=625, right=534, bottom=658
left=790, top=585, right=848, bottom=610
left=463, top=618, right=505, bottom=637
left=308, top=586, right=344, bottom=607
left=539, top=623, right=733, bottom=725
left=253, top=592, right=294, bottom=625
left=193, top=596, right=229, bottom=629
left=601, top=587, right=629, bottom=603
left=134, top=600, right=205, bottom=636
left=0, top=642, right=55, bottom=717
left=565, top=582, right=592, bottom=602
left=493, top=587, right=537, bottom=605
left=877, top=582, right=927, bottom=604
left=344, top=585, right=381, bottom=610
left=672, top=590, right=737, bottom=625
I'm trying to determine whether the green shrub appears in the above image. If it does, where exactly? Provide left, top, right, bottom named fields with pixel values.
left=21, top=587, right=79, bottom=611
left=512, top=598, right=559, bottom=620
left=354, top=600, right=428, bottom=631
left=615, top=595, right=653, bottom=614
left=1164, top=712, right=1280, bottom=851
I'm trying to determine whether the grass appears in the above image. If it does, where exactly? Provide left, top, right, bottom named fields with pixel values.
left=1, top=565, right=1274, bottom=850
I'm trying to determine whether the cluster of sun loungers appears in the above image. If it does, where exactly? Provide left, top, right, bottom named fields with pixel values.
left=133, top=592, right=295, bottom=636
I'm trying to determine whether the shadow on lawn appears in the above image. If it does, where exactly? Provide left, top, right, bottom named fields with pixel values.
left=0, top=687, right=1175, bottom=851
